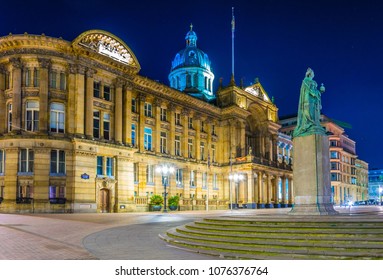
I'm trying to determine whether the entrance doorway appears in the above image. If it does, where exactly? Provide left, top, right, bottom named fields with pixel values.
left=99, top=188, right=110, bottom=213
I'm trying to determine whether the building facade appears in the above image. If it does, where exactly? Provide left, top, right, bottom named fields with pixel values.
left=280, top=114, right=368, bottom=205
left=368, top=168, right=383, bottom=203
left=0, top=29, right=292, bottom=213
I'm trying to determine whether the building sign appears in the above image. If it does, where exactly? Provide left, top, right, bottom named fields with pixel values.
left=81, top=173, right=90, bottom=180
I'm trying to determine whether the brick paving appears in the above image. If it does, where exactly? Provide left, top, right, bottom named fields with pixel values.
left=0, top=206, right=382, bottom=260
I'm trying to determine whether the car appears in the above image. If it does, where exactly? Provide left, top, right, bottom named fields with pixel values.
left=353, top=201, right=366, bottom=206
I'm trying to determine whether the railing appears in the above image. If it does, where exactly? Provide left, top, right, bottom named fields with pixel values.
left=135, top=196, right=148, bottom=205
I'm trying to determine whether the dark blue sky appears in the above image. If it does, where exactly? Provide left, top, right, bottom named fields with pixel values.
left=2, top=0, right=382, bottom=168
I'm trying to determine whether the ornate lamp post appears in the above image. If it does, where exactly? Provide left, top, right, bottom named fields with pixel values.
left=156, top=164, right=175, bottom=213
left=229, top=173, right=244, bottom=210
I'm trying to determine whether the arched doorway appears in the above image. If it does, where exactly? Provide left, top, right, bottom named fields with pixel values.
left=99, top=188, right=110, bottom=213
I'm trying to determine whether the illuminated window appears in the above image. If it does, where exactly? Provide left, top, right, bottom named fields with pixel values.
left=103, top=113, right=110, bottom=140
left=7, top=103, right=12, bottom=132
left=131, top=124, right=136, bottom=146
left=0, top=149, right=4, bottom=174
left=176, top=169, right=183, bottom=187
left=93, top=111, right=100, bottom=138
left=144, top=102, right=152, bottom=117
left=26, top=101, right=39, bottom=132
left=96, top=156, right=103, bottom=176
left=175, top=135, right=181, bottom=156
left=188, top=139, right=193, bottom=158
left=144, top=127, right=152, bottom=151
left=106, top=157, right=114, bottom=177
left=50, top=103, right=65, bottom=133
left=19, top=149, right=34, bottom=173
left=160, top=131, right=167, bottom=153
left=50, top=150, right=65, bottom=175
left=146, top=165, right=154, bottom=184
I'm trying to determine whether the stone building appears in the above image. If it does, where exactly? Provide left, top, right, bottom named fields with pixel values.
left=0, top=28, right=292, bottom=213
left=280, top=114, right=368, bottom=205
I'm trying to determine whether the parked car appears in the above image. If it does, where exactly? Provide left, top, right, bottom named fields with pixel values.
left=353, top=201, right=367, bottom=206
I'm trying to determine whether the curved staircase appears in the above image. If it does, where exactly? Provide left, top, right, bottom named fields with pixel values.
left=160, top=217, right=383, bottom=259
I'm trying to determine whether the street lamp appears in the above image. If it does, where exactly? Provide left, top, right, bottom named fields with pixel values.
left=229, top=172, right=244, bottom=210
left=156, top=164, right=175, bottom=213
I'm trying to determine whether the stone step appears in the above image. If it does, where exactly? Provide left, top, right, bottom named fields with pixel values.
left=163, top=229, right=382, bottom=260
left=176, top=225, right=383, bottom=246
left=187, top=223, right=383, bottom=236
left=162, top=218, right=383, bottom=260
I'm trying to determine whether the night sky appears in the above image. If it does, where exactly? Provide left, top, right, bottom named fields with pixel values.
left=2, top=0, right=382, bottom=168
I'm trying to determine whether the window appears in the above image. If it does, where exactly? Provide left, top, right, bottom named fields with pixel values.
left=211, top=144, right=216, bottom=163
left=49, top=186, right=65, bottom=199
left=330, top=151, right=339, bottom=159
left=0, top=149, right=4, bottom=174
left=330, top=140, right=338, bottom=147
left=176, top=168, right=183, bottom=187
left=26, top=100, right=39, bottom=132
left=144, top=127, right=152, bottom=151
left=144, top=102, right=152, bottom=117
left=7, top=103, right=12, bottom=132
left=19, top=149, right=34, bottom=173
left=331, top=173, right=340, bottom=181
left=49, top=71, right=57, bottom=88
left=188, top=117, right=193, bottom=129
left=103, top=113, right=110, bottom=140
left=204, top=77, right=208, bottom=90
left=106, top=157, right=114, bottom=177
left=131, top=98, right=137, bottom=113
left=213, top=174, right=218, bottom=190
left=212, top=124, right=216, bottom=136
left=146, top=165, right=154, bottom=184
left=175, top=135, right=181, bottom=156
left=190, top=170, right=196, bottom=187
left=93, top=111, right=100, bottom=138
left=33, top=68, right=39, bottom=87
left=134, top=163, right=139, bottom=183
left=202, top=172, right=207, bottom=189
left=104, top=85, right=111, bottom=101
left=93, top=81, right=100, bottom=98
left=175, top=112, right=181, bottom=125
left=50, top=150, right=65, bottom=175
left=188, top=138, right=193, bottom=158
left=131, top=124, right=136, bottom=146
left=50, top=103, right=65, bottom=133
left=200, top=142, right=205, bottom=160
left=24, top=68, right=31, bottom=87
left=186, top=74, right=191, bottom=87
left=160, top=131, right=167, bottom=153
left=160, top=108, right=167, bottom=121
left=59, top=73, right=66, bottom=90
left=331, top=162, right=339, bottom=170
left=97, top=156, right=103, bottom=176
left=17, top=184, right=33, bottom=203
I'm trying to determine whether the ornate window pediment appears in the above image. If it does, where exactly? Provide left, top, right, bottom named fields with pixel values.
left=245, top=85, right=270, bottom=102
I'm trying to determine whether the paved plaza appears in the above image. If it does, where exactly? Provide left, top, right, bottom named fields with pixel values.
left=0, top=206, right=382, bottom=260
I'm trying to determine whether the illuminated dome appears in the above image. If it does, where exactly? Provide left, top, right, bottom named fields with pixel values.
left=169, top=24, right=215, bottom=101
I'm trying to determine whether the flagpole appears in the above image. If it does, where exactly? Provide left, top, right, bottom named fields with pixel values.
left=231, top=7, right=235, bottom=78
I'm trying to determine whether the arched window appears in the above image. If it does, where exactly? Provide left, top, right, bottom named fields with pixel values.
left=50, top=103, right=65, bottom=133
left=7, top=103, right=12, bottom=132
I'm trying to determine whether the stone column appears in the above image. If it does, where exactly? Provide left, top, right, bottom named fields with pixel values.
left=281, top=176, right=287, bottom=206
left=288, top=177, right=293, bottom=206
left=246, top=172, right=254, bottom=207
left=195, top=115, right=201, bottom=160
left=181, top=109, right=189, bottom=158
left=33, top=148, right=50, bottom=201
left=266, top=174, right=273, bottom=208
left=74, top=65, right=86, bottom=137
left=273, top=176, right=280, bottom=207
left=123, top=86, right=132, bottom=145
left=0, top=65, right=5, bottom=134
left=114, top=78, right=123, bottom=144
left=38, top=58, right=50, bottom=134
left=67, top=64, right=76, bottom=135
left=240, top=120, right=246, bottom=157
left=4, top=148, right=18, bottom=200
left=138, top=94, right=146, bottom=152
left=168, top=103, right=176, bottom=156
left=85, top=69, right=95, bottom=139
left=154, top=98, right=161, bottom=153
left=230, top=119, right=237, bottom=159
left=10, top=58, right=22, bottom=133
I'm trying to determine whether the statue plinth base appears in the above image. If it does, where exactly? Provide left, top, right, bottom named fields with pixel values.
left=289, top=134, right=338, bottom=215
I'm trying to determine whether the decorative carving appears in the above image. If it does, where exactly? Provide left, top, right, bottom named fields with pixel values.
left=85, top=68, right=97, bottom=78
left=153, top=98, right=162, bottom=107
left=68, top=64, right=77, bottom=74
left=37, top=57, right=51, bottom=69
left=115, top=77, right=125, bottom=88
left=9, top=57, right=22, bottom=68
left=181, top=108, right=190, bottom=116
left=137, top=92, right=146, bottom=102
left=93, top=100, right=113, bottom=110
left=167, top=102, right=176, bottom=112
left=49, top=91, right=67, bottom=101
left=78, top=33, right=136, bottom=66
left=75, top=150, right=97, bottom=157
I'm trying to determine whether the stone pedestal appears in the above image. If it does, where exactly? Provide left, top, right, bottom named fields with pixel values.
left=289, top=134, right=338, bottom=215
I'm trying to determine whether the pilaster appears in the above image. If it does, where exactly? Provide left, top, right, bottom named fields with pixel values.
left=85, top=68, right=96, bottom=139
left=123, top=87, right=132, bottom=145
left=114, top=78, right=123, bottom=144
left=10, top=57, right=22, bottom=133
left=38, top=58, right=51, bottom=134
